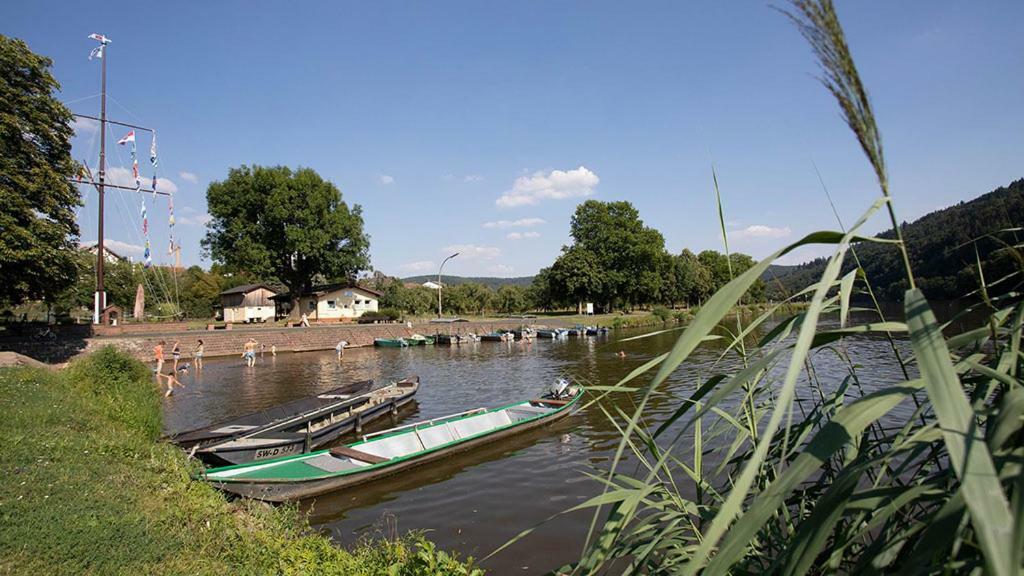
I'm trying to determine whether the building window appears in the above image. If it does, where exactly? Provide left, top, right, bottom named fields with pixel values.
left=326, top=300, right=336, bottom=309
left=307, top=300, right=315, bottom=311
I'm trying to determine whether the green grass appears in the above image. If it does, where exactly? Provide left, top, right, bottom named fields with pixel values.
left=0, top=347, right=482, bottom=576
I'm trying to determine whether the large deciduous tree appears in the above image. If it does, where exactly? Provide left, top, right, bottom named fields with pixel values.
left=202, top=165, right=370, bottom=298
left=0, top=35, right=81, bottom=305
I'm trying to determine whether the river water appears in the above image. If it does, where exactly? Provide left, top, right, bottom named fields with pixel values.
left=163, top=313, right=915, bottom=573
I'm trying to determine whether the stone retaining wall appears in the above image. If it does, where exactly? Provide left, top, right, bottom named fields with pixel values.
left=0, top=321, right=566, bottom=364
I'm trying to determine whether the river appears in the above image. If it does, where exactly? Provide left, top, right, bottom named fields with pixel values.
left=163, top=313, right=915, bottom=573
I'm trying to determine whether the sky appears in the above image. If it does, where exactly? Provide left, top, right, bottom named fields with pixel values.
left=4, top=2, right=1022, bottom=277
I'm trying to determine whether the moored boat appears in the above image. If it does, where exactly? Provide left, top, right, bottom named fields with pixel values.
left=536, top=328, right=568, bottom=339
left=480, top=331, right=514, bottom=342
left=194, top=377, right=420, bottom=466
left=167, top=379, right=377, bottom=451
left=203, top=380, right=584, bottom=501
left=435, top=333, right=470, bottom=345
left=406, top=334, right=434, bottom=346
left=585, top=326, right=609, bottom=336
left=374, top=338, right=408, bottom=347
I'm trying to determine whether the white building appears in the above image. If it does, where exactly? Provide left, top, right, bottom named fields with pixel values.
left=219, top=284, right=278, bottom=323
left=284, top=283, right=381, bottom=322
left=422, top=281, right=442, bottom=290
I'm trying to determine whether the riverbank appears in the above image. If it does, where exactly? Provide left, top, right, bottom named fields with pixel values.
left=0, top=348, right=480, bottom=575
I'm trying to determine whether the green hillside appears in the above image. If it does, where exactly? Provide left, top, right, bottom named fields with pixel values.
left=767, top=178, right=1024, bottom=300
left=401, top=275, right=535, bottom=290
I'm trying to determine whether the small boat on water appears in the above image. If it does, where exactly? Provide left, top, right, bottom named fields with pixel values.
left=511, top=327, right=535, bottom=340
left=536, top=328, right=568, bottom=339
left=435, top=333, right=471, bottom=346
left=192, top=377, right=420, bottom=466
left=480, top=331, right=514, bottom=342
left=585, top=326, right=609, bottom=336
left=203, top=380, right=584, bottom=501
left=405, top=334, right=434, bottom=346
left=168, top=379, right=377, bottom=451
left=374, top=338, right=408, bottom=347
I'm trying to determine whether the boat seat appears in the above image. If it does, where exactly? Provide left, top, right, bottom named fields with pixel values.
left=329, top=445, right=388, bottom=464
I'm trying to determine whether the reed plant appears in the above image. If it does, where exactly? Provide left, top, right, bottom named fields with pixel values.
left=498, top=1, right=1023, bottom=573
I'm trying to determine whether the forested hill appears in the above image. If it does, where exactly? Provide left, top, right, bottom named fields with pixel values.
left=401, top=275, right=534, bottom=290
left=766, top=178, right=1024, bottom=301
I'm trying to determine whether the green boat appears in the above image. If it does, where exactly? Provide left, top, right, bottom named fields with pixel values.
left=203, top=381, right=584, bottom=502
left=374, top=338, right=407, bottom=348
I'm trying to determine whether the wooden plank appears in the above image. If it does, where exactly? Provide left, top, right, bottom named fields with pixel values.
left=329, top=445, right=388, bottom=464
left=530, top=398, right=571, bottom=406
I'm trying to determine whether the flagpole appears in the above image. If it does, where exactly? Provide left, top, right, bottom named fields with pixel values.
left=94, top=40, right=107, bottom=324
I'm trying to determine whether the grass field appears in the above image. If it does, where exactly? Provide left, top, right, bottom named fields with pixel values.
left=0, top=348, right=480, bottom=576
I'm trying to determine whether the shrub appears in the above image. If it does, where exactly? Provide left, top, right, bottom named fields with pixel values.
left=651, top=305, right=671, bottom=322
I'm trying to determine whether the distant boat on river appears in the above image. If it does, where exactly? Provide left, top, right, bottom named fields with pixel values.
left=202, top=380, right=583, bottom=501
left=374, top=338, right=408, bottom=347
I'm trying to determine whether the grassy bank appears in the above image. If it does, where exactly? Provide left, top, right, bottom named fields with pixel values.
left=0, top=347, right=481, bottom=575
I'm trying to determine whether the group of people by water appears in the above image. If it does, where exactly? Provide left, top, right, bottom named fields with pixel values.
left=154, top=337, right=352, bottom=395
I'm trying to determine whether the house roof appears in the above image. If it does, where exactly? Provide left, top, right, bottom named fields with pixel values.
left=219, top=283, right=278, bottom=296
left=269, top=283, right=383, bottom=300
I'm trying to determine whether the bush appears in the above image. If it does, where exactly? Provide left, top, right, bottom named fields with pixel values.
left=64, top=346, right=161, bottom=439
left=651, top=306, right=671, bottom=322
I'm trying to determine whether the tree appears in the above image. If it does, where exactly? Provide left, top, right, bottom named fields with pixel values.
left=548, top=246, right=603, bottom=313
left=202, top=166, right=370, bottom=298
left=0, top=36, right=81, bottom=306
left=569, top=200, right=666, bottom=309
left=495, top=285, right=528, bottom=314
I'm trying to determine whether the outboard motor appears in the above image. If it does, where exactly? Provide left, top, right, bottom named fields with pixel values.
left=550, top=378, right=571, bottom=399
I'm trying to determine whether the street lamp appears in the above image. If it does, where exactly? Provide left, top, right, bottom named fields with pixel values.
left=438, top=252, right=459, bottom=318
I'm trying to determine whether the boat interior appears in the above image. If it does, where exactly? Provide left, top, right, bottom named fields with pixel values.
left=206, top=396, right=573, bottom=480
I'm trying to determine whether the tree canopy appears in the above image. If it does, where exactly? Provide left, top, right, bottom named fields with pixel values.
left=202, top=165, right=370, bottom=297
left=0, top=35, right=81, bottom=306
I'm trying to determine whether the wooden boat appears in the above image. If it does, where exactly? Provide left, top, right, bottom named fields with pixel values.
left=193, top=377, right=420, bottom=466
left=480, top=332, right=513, bottom=342
left=203, top=381, right=583, bottom=501
left=167, top=379, right=377, bottom=451
left=374, top=338, right=407, bottom=347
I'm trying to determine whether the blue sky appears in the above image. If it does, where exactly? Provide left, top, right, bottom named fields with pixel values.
left=4, top=2, right=1022, bottom=277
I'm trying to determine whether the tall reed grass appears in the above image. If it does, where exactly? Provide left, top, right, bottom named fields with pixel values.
left=498, top=1, right=1022, bottom=573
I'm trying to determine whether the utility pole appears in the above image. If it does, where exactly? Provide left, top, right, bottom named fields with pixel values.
left=94, top=39, right=107, bottom=324
left=77, top=34, right=169, bottom=324
left=437, top=252, right=459, bottom=318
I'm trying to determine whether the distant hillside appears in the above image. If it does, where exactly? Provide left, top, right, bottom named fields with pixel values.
left=401, top=275, right=535, bottom=290
left=767, top=178, right=1024, bottom=301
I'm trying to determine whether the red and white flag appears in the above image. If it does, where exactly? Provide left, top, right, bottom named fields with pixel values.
left=117, top=130, right=135, bottom=145
left=88, top=33, right=111, bottom=45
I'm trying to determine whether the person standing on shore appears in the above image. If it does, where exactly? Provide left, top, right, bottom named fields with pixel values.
left=193, top=339, right=204, bottom=371
left=242, top=338, right=257, bottom=367
left=154, top=340, right=166, bottom=380
left=335, top=340, right=348, bottom=362
left=299, top=313, right=310, bottom=327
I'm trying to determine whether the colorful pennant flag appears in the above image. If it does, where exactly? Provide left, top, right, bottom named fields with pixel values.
left=117, top=130, right=135, bottom=145
left=149, top=132, right=158, bottom=168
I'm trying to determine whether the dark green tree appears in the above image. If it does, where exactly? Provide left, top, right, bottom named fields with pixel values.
left=202, top=166, right=370, bottom=298
left=0, top=35, right=81, bottom=305
left=495, top=285, right=528, bottom=314
left=548, top=246, right=604, bottom=313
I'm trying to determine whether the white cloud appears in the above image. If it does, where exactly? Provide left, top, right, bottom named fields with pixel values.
left=496, top=166, right=599, bottom=208
left=442, top=244, right=500, bottom=261
left=506, top=231, right=541, bottom=240
left=488, top=264, right=515, bottom=275
left=179, top=171, right=198, bottom=183
left=80, top=238, right=143, bottom=256
left=730, top=224, right=791, bottom=240
left=483, top=217, right=546, bottom=229
left=463, top=174, right=484, bottom=183
left=71, top=117, right=98, bottom=135
left=399, top=260, right=435, bottom=273
left=177, top=211, right=212, bottom=227
left=378, top=174, right=395, bottom=185
left=106, top=166, right=179, bottom=194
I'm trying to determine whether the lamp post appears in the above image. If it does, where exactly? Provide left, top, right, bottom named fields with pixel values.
left=437, top=252, right=459, bottom=318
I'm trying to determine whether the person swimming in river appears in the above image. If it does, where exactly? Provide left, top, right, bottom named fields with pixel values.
left=242, top=338, right=258, bottom=367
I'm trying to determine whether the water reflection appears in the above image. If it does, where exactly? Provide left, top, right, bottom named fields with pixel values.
left=163, top=310, right=918, bottom=573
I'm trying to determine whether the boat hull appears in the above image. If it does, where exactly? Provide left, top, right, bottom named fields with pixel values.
left=197, top=391, right=418, bottom=466
left=374, top=338, right=407, bottom=347
left=209, top=400, right=577, bottom=502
